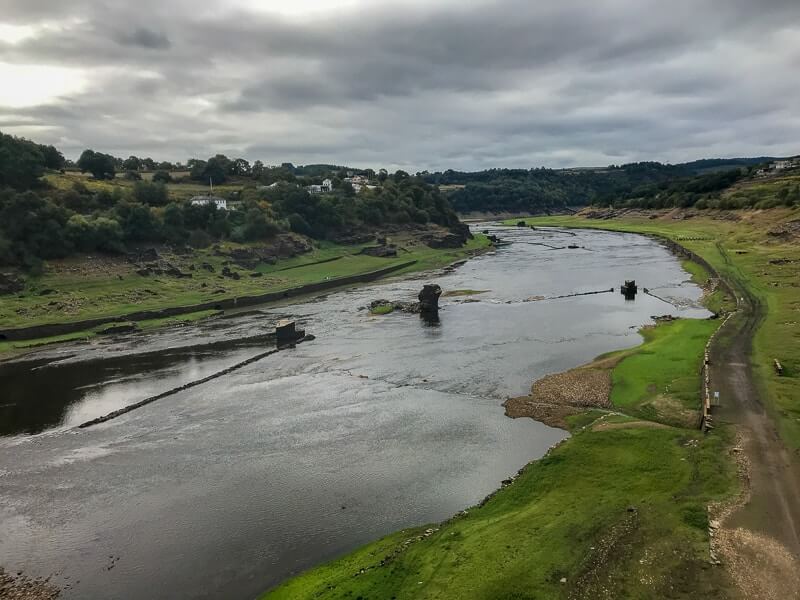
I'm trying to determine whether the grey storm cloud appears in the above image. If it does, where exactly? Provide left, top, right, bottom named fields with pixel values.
left=113, top=27, right=171, bottom=50
left=0, top=0, right=799, bottom=170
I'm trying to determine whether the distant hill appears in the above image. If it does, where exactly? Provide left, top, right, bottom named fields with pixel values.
left=677, top=157, right=778, bottom=174
left=424, top=157, right=796, bottom=214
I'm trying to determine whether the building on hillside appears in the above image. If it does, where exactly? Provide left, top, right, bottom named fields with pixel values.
left=190, top=195, right=228, bottom=210
left=343, top=175, right=372, bottom=194
left=306, top=178, right=333, bottom=194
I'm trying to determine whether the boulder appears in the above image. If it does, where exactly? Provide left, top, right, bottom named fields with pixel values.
left=162, top=262, right=191, bottom=278
left=418, top=284, right=442, bottom=313
left=129, top=247, right=159, bottom=262
left=424, top=232, right=464, bottom=249
left=221, top=265, right=240, bottom=280
left=229, top=248, right=259, bottom=268
left=368, top=285, right=442, bottom=316
left=0, top=272, right=24, bottom=295
left=449, top=221, right=473, bottom=241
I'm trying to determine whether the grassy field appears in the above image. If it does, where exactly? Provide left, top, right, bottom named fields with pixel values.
left=260, top=213, right=746, bottom=599
left=605, top=319, right=720, bottom=427
left=43, top=171, right=244, bottom=201
left=0, top=234, right=491, bottom=344
left=514, top=209, right=800, bottom=449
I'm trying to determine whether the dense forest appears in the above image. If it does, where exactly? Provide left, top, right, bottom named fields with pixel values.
left=426, top=157, right=799, bottom=213
left=0, top=133, right=461, bottom=270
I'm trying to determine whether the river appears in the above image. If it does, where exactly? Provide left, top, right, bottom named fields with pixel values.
left=0, top=226, right=710, bottom=599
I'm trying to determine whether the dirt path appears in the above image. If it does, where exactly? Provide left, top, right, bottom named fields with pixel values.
left=708, top=244, right=800, bottom=598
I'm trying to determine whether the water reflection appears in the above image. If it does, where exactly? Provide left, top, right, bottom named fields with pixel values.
left=0, top=345, right=264, bottom=435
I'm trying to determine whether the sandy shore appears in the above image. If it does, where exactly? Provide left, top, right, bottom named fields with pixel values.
left=504, top=367, right=612, bottom=429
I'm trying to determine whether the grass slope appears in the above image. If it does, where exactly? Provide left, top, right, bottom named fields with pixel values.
left=608, top=319, right=720, bottom=427
left=514, top=209, right=800, bottom=449
left=0, top=235, right=490, bottom=331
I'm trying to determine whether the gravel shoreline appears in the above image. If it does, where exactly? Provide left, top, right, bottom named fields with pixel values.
left=504, top=367, right=612, bottom=429
left=0, top=569, right=60, bottom=600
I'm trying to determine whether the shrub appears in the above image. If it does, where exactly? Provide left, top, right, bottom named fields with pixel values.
left=188, top=229, right=213, bottom=248
left=133, top=181, right=168, bottom=206
left=152, top=170, right=172, bottom=184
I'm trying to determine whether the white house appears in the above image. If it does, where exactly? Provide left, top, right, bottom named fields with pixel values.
left=190, top=195, right=228, bottom=210
left=306, top=178, right=333, bottom=194
left=773, top=159, right=800, bottom=171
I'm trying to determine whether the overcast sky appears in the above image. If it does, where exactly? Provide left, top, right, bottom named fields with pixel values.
left=1, top=0, right=799, bottom=171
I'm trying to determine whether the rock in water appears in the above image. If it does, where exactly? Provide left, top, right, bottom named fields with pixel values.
left=418, top=284, right=442, bottom=313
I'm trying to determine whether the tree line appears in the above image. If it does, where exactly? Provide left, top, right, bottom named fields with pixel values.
left=424, top=159, right=799, bottom=213
left=0, top=132, right=461, bottom=270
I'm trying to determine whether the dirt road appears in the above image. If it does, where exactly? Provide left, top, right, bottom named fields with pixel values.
left=708, top=244, right=800, bottom=598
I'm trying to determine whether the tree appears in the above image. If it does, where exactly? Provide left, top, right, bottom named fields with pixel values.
left=0, top=190, right=72, bottom=264
left=152, top=170, right=172, bottom=183
left=115, top=201, right=161, bottom=241
left=77, top=149, right=116, bottom=180
left=122, top=156, right=142, bottom=171
left=287, top=213, right=312, bottom=236
left=190, top=155, right=229, bottom=185
left=39, top=144, right=65, bottom=170
left=0, top=132, right=46, bottom=189
left=230, top=158, right=251, bottom=176
left=206, top=155, right=230, bottom=184
left=242, top=207, right=279, bottom=240
left=66, top=214, right=124, bottom=252
left=162, top=203, right=186, bottom=243
left=132, top=181, right=169, bottom=206
left=251, top=160, right=264, bottom=179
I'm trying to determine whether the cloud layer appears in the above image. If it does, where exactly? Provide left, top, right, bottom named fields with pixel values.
left=1, top=0, right=799, bottom=170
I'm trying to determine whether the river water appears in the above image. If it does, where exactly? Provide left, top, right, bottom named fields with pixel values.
left=0, top=226, right=709, bottom=599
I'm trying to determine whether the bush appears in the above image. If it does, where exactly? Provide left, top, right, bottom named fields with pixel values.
left=681, top=504, right=708, bottom=530
left=152, top=170, right=172, bottom=184
left=124, top=170, right=142, bottom=181
left=133, top=181, right=168, bottom=206
left=188, top=229, right=213, bottom=248
left=287, top=213, right=312, bottom=236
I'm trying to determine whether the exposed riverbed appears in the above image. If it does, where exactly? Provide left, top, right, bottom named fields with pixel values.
left=0, top=226, right=709, bottom=599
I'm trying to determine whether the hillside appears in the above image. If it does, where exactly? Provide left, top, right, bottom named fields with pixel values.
left=425, top=157, right=796, bottom=215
